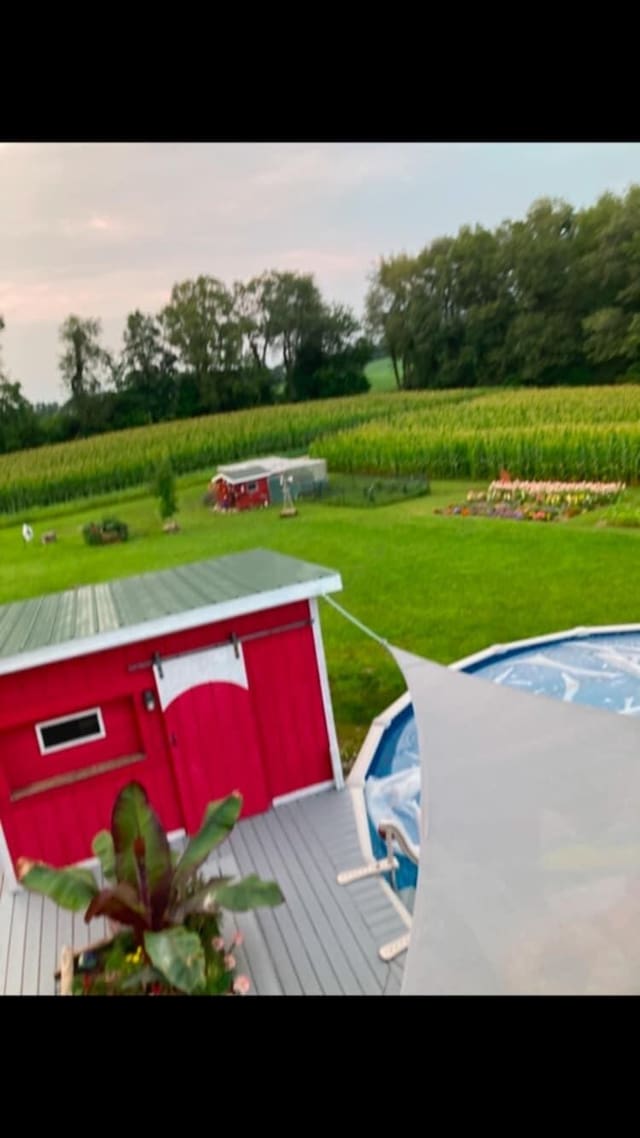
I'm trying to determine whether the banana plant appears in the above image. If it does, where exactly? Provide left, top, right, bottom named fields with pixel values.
left=17, top=781, right=284, bottom=994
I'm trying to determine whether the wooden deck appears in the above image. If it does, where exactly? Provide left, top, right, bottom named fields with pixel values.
left=0, top=788, right=410, bottom=996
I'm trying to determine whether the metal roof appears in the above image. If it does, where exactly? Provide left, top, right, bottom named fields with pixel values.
left=213, top=464, right=270, bottom=482
left=214, top=455, right=325, bottom=485
left=0, top=549, right=342, bottom=677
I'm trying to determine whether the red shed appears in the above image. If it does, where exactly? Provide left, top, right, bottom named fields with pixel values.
left=211, top=456, right=328, bottom=511
left=0, top=549, right=343, bottom=885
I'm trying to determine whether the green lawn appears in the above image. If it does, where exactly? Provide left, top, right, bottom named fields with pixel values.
left=2, top=473, right=640, bottom=769
left=364, top=356, right=399, bottom=392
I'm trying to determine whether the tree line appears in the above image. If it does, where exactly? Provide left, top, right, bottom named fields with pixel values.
left=365, top=186, right=640, bottom=390
left=0, top=271, right=372, bottom=451
left=2, top=185, right=640, bottom=456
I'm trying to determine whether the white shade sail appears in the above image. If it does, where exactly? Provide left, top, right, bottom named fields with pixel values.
left=392, top=647, right=640, bottom=996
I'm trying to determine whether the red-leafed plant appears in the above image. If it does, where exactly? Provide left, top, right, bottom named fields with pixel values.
left=17, top=781, right=283, bottom=995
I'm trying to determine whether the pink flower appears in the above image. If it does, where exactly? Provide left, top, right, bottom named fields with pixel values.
left=211, top=936, right=225, bottom=952
left=233, top=931, right=244, bottom=947
left=224, top=953, right=236, bottom=971
left=233, top=974, right=251, bottom=995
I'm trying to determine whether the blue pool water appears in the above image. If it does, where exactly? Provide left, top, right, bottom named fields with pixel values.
left=364, top=631, right=640, bottom=893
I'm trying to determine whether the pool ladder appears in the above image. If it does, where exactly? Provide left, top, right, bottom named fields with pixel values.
left=337, top=819, right=419, bottom=963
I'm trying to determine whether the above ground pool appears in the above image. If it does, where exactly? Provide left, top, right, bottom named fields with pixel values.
left=362, top=628, right=640, bottom=905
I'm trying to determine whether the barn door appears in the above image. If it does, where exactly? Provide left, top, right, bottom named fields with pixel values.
left=153, top=643, right=270, bottom=832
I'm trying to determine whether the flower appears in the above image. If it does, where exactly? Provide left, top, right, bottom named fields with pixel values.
left=211, top=936, right=225, bottom=952
left=233, top=974, right=251, bottom=995
left=224, top=953, right=236, bottom=971
left=232, top=931, right=244, bottom=947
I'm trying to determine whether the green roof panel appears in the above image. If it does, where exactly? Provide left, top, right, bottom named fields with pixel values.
left=0, top=549, right=341, bottom=670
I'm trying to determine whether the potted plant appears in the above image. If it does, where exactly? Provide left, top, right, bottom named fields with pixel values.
left=82, top=518, right=129, bottom=546
left=17, top=781, right=284, bottom=996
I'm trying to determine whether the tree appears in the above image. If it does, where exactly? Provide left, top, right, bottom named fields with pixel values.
left=365, top=255, right=417, bottom=388
left=152, top=456, right=178, bottom=521
left=578, top=187, right=640, bottom=377
left=262, top=272, right=326, bottom=400
left=59, top=315, right=112, bottom=432
left=116, top=310, right=179, bottom=424
left=161, top=277, right=242, bottom=412
left=0, top=316, right=40, bottom=452
left=233, top=272, right=281, bottom=370
left=290, top=302, right=372, bottom=401
left=0, top=377, right=40, bottom=452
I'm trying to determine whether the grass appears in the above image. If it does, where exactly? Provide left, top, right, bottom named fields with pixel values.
left=364, top=357, right=399, bottom=392
left=4, top=470, right=640, bottom=769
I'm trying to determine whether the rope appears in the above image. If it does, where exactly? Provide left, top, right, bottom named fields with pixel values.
left=322, top=594, right=390, bottom=650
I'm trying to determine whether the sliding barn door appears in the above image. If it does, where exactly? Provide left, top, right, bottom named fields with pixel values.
left=153, top=643, right=270, bottom=831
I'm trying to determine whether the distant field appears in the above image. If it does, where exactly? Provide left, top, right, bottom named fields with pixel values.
left=3, top=382, right=640, bottom=515
left=364, top=356, right=399, bottom=392
left=312, top=385, right=640, bottom=482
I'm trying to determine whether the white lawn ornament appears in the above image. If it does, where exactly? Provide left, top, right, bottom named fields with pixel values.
left=22, top=523, right=34, bottom=543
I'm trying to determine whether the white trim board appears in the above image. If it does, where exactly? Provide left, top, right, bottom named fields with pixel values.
left=310, top=597, right=343, bottom=791
left=272, top=780, right=334, bottom=808
left=0, top=573, right=343, bottom=679
left=0, top=821, right=18, bottom=893
left=35, top=706, right=106, bottom=756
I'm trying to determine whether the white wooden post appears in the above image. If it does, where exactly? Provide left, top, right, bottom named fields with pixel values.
left=310, top=597, right=343, bottom=790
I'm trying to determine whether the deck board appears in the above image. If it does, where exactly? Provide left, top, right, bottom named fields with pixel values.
left=236, top=816, right=322, bottom=994
left=21, top=893, right=44, bottom=996
left=384, top=960, right=405, bottom=995
left=4, top=892, right=28, bottom=995
left=228, top=826, right=303, bottom=995
left=38, top=898, right=58, bottom=995
left=296, top=791, right=409, bottom=987
left=279, top=801, right=382, bottom=995
left=252, top=810, right=343, bottom=994
left=0, top=788, right=408, bottom=996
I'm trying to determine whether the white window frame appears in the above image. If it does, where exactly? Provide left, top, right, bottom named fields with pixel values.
left=35, top=706, right=106, bottom=756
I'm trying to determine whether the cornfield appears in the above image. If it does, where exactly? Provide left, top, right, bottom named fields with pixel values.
left=0, top=394, right=446, bottom=514
left=309, top=386, right=640, bottom=482
left=312, top=422, right=640, bottom=482
left=2, top=385, right=640, bottom=513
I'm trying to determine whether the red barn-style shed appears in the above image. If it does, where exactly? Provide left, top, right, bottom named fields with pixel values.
left=0, top=550, right=343, bottom=886
left=211, top=456, right=328, bottom=512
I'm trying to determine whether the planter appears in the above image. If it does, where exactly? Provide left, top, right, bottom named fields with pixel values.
left=56, top=936, right=115, bottom=996
left=55, top=927, right=242, bottom=996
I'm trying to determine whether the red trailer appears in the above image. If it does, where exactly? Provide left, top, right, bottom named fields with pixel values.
left=0, top=550, right=343, bottom=884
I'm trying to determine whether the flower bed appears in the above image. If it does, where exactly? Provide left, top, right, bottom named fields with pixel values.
left=436, top=479, right=626, bottom=524
left=436, top=501, right=559, bottom=522
left=486, top=479, right=625, bottom=509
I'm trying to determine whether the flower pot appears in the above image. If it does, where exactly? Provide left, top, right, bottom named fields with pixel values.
left=57, top=936, right=115, bottom=996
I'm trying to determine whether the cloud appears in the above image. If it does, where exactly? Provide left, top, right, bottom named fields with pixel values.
left=58, top=213, right=135, bottom=239
left=274, top=247, right=372, bottom=277
left=253, top=144, right=412, bottom=191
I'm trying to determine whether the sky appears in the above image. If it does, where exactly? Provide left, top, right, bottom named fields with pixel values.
left=1, top=141, right=640, bottom=404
